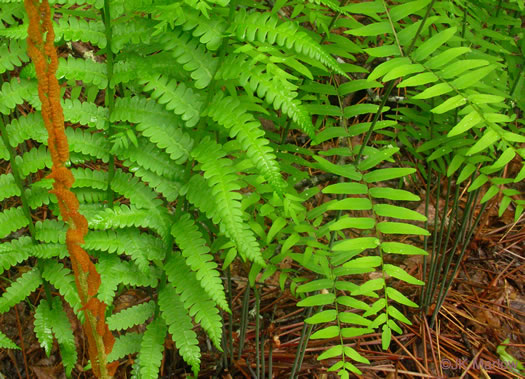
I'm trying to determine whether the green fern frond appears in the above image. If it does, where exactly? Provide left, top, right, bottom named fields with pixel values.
left=158, top=285, right=200, bottom=376
left=96, top=255, right=160, bottom=305
left=0, top=39, right=28, bottom=74
left=115, top=137, right=180, bottom=177
left=88, top=204, right=171, bottom=240
left=57, top=57, right=107, bottom=89
left=137, top=318, right=167, bottom=379
left=0, top=173, right=20, bottom=201
left=206, top=93, right=287, bottom=194
left=217, top=56, right=315, bottom=137
left=172, top=214, right=228, bottom=311
left=231, top=9, right=346, bottom=77
left=140, top=74, right=203, bottom=127
left=129, top=166, right=182, bottom=203
left=66, top=128, right=110, bottom=162
left=85, top=229, right=164, bottom=270
left=71, top=168, right=109, bottom=191
left=43, top=297, right=78, bottom=376
left=56, top=17, right=106, bottom=48
left=112, top=96, right=193, bottom=163
left=5, top=112, right=47, bottom=147
left=164, top=254, right=222, bottom=349
left=35, top=219, right=67, bottom=244
left=41, top=260, right=82, bottom=314
left=0, top=3, right=24, bottom=26
left=0, top=206, right=28, bottom=239
left=0, top=78, right=39, bottom=114
left=107, top=300, right=155, bottom=331
left=192, top=137, right=265, bottom=265
left=0, top=237, right=32, bottom=275
left=16, top=145, right=52, bottom=178
left=185, top=174, right=218, bottom=220
left=157, top=4, right=226, bottom=50
left=110, top=169, right=163, bottom=210
left=107, top=332, right=142, bottom=362
left=160, top=28, right=218, bottom=89
left=0, top=330, right=19, bottom=349
left=0, top=267, right=42, bottom=313
left=112, top=52, right=188, bottom=87
left=34, top=300, right=55, bottom=356
left=63, top=99, right=108, bottom=130
left=112, top=17, right=155, bottom=53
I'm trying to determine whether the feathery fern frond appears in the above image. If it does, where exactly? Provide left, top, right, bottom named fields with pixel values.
left=107, top=332, right=142, bottom=363
left=0, top=173, right=20, bottom=201
left=0, top=39, right=28, bottom=74
left=41, top=261, right=82, bottom=314
left=160, top=27, right=218, bottom=89
left=171, top=214, right=228, bottom=311
left=137, top=318, right=167, bottom=379
left=112, top=96, right=193, bottom=164
left=0, top=77, right=38, bottom=114
left=88, top=204, right=171, bottom=240
left=0, top=267, right=42, bottom=313
left=34, top=297, right=78, bottom=376
left=0, top=330, right=19, bottom=349
left=164, top=254, right=222, bottom=349
left=0, top=207, right=29, bottom=239
left=217, top=55, right=315, bottom=137
left=140, top=74, right=203, bottom=128
left=192, top=137, right=264, bottom=265
left=206, top=92, right=287, bottom=194
left=5, top=112, right=47, bottom=147
left=107, top=300, right=155, bottom=331
left=158, top=285, right=201, bottom=376
left=230, top=9, right=346, bottom=77
left=57, top=57, right=107, bottom=89
left=0, top=237, right=32, bottom=275
left=35, top=219, right=67, bottom=244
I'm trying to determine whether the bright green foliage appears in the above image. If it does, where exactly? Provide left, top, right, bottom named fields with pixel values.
left=0, top=0, right=522, bottom=378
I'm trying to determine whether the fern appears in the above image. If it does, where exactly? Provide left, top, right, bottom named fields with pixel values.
left=171, top=214, right=228, bottom=311
left=137, top=318, right=167, bottom=378
left=164, top=254, right=223, bottom=349
left=158, top=285, right=201, bottom=376
left=0, top=330, right=19, bottom=350
left=0, top=39, right=29, bottom=74
left=191, top=137, right=265, bottom=265
left=34, top=298, right=78, bottom=376
left=140, top=74, right=203, bottom=128
left=41, top=261, right=82, bottom=314
left=0, top=267, right=42, bottom=313
left=107, top=301, right=155, bottom=331
left=107, top=332, right=142, bottom=363
left=1, top=0, right=521, bottom=377
left=206, top=92, right=287, bottom=193
left=0, top=207, right=29, bottom=239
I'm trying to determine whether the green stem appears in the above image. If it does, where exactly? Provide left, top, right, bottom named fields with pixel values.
left=103, top=0, right=115, bottom=206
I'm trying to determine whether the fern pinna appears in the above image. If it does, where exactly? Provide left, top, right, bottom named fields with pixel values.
left=0, top=0, right=346, bottom=377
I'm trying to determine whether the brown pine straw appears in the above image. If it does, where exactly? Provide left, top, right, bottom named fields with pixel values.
left=23, top=0, right=115, bottom=377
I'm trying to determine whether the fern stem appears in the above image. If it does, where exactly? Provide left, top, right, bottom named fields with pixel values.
left=421, top=166, right=433, bottom=307
left=102, top=0, right=115, bottom=206
left=289, top=306, right=314, bottom=378
left=423, top=174, right=441, bottom=307
left=430, top=193, right=488, bottom=327
left=255, top=285, right=260, bottom=378
left=0, top=114, right=53, bottom=306
left=237, top=283, right=251, bottom=360
left=406, top=0, right=437, bottom=55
